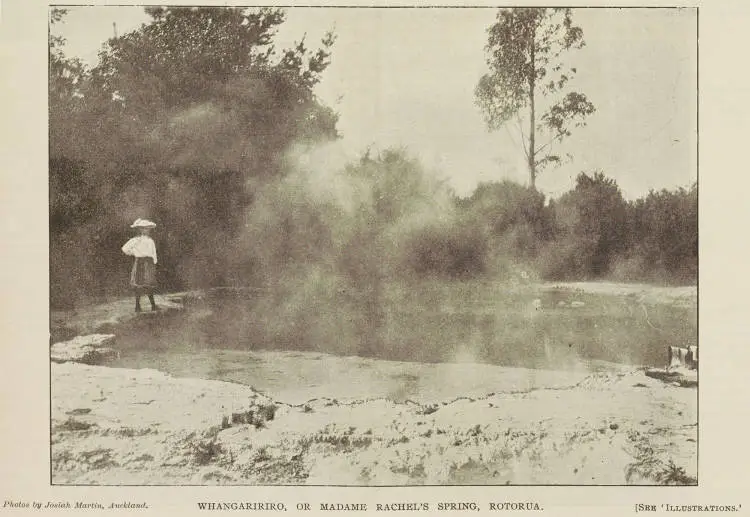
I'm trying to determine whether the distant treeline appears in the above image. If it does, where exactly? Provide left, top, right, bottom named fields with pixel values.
left=49, top=8, right=696, bottom=309
left=451, top=174, right=697, bottom=285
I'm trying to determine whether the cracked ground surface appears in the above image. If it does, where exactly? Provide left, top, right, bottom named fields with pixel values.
left=51, top=283, right=697, bottom=485
left=51, top=359, right=696, bottom=485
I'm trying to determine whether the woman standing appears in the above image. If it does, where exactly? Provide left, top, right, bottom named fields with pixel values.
left=122, top=218, right=159, bottom=312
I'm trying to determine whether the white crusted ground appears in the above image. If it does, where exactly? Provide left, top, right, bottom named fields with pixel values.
left=51, top=283, right=697, bottom=485
left=51, top=359, right=696, bottom=485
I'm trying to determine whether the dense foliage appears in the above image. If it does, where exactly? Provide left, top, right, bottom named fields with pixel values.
left=49, top=8, right=696, bottom=310
left=452, top=174, right=696, bottom=285
left=50, top=7, right=338, bottom=307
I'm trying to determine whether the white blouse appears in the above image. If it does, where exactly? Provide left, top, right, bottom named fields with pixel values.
left=121, top=235, right=158, bottom=264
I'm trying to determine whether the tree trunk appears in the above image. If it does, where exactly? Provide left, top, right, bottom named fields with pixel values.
left=528, top=31, right=537, bottom=190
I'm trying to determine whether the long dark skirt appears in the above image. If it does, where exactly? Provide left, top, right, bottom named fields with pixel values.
left=130, top=257, right=157, bottom=289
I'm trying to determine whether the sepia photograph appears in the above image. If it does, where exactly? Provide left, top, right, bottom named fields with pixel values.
left=47, top=5, right=698, bottom=487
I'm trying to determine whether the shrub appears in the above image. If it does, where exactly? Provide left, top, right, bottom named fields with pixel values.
left=540, top=171, right=628, bottom=279
left=400, top=222, right=488, bottom=279
left=459, top=180, right=551, bottom=246
left=627, top=184, right=697, bottom=284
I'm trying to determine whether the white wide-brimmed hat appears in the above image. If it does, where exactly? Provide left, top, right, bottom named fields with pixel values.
left=130, top=218, right=157, bottom=229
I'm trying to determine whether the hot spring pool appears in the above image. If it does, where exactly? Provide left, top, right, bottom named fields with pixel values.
left=105, top=283, right=696, bottom=402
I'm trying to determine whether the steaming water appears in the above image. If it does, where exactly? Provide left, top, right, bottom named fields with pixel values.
left=106, top=283, right=696, bottom=403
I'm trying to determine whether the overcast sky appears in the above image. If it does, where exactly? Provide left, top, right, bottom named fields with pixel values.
left=53, top=6, right=697, bottom=200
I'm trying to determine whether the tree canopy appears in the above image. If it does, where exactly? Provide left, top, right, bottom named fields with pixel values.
left=49, top=7, right=340, bottom=306
left=48, top=7, right=695, bottom=309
